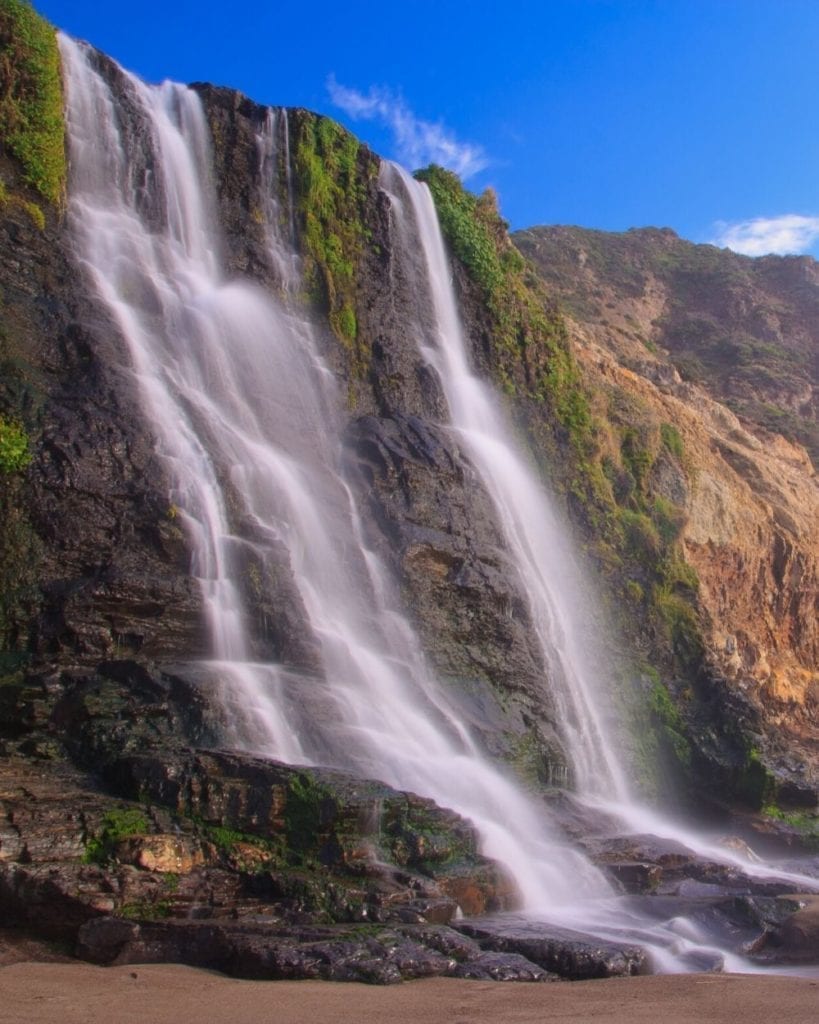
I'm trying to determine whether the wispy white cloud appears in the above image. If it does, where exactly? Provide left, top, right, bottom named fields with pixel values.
left=327, top=76, right=489, bottom=179
left=710, top=214, right=819, bottom=256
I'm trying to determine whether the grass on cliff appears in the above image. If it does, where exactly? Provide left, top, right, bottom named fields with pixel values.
left=291, top=112, right=374, bottom=375
left=415, top=166, right=597, bottom=470
left=0, top=0, right=65, bottom=208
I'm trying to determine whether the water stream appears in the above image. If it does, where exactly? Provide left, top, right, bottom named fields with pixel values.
left=60, top=34, right=606, bottom=913
left=59, top=35, right=816, bottom=973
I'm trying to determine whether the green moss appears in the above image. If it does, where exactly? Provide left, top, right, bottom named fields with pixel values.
left=652, top=584, right=702, bottom=666
left=660, top=422, right=684, bottom=459
left=618, top=508, right=661, bottom=564
left=734, top=747, right=777, bottom=810
left=84, top=807, right=150, bottom=865
left=188, top=815, right=281, bottom=867
left=620, top=427, right=653, bottom=492
left=506, top=731, right=564, bottom=789
left=761, top=805, right=819, bottom=847
left=414, top=167, right=504, bottom=294
left=0, top=0, right=65, bottom=205
left=284, top=771, right=334, bottom=857
left=120, top=899, right=172, bottom=922
left=651, top=495, right=685, bottom=546
left=625, top=665, right=695, bottom=799
left=291, top=112, right=371, bottom=374
left=332, top=301, right=357, bottom=343
left=645, top=676, right=693, bottom=778
left=0, top=415, right=31, bottom=472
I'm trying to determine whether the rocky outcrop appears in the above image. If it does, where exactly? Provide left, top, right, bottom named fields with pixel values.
left=0, top=659, right=529, bottom=978
left=0, top=144, right=206, bottom=665
left=516, top=226, right=819, bottom=806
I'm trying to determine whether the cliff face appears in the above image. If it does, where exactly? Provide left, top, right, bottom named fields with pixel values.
left=515, top=226, right=819, bottom=802
left=2, top=35, right=816, bottom=814
left=2, top=9, right=819, bottom=975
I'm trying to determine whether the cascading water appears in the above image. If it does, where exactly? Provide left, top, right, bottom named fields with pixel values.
left=379, top=163, right=629, bottom=802
left=59, top=34, right=608, bottom=912
left=59, top=35, right=816, bottom=973
left=376, top=163, right=819, bottom=963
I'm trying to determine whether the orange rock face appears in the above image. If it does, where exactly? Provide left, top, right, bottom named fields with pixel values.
left=517, top=225, right=818, bottom=792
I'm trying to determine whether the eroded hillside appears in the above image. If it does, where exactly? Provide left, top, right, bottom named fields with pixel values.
left=515, top=226, right=818, bottom=803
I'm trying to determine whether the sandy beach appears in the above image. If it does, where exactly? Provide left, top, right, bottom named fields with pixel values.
left=2, top=962, right=819, bottom=1024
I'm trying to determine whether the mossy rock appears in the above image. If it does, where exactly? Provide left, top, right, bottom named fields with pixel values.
left=0, top=0, right=66, bottom=206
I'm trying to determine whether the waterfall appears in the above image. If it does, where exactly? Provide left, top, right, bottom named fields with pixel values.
left=58, top=36, right=817, bottom=973
left=379, top=163, right=630, bottom=801
left=59, top=34, right=608, bottom=911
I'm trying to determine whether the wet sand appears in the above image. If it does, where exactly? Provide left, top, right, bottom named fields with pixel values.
left=2, top=963, right=819, bottom=1024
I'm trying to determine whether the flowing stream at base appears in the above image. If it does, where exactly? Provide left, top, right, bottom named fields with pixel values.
left=60, top=35, right=817, bottom=974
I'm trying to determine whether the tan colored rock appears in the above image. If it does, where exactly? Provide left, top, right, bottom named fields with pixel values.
left=585, top=327, right=817, bottom=763
left=115, top=835, right=206, bottom=874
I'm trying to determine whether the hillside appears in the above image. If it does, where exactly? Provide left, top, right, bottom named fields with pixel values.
left=514, top=226, right=819, bottom=465
left=515, top=225, right=819, bottom=805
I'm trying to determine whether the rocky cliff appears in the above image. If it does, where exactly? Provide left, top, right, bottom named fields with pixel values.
left=1, top=0, right=818, bottom=977
left=515, top=225, right=818, bottom=807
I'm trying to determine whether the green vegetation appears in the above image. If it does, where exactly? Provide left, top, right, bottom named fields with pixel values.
left=734, top=746, right=777, bottom=810
left=0, top=0, right=65, bottom=208
left=291, top=113, right=373, bottom=374
left=416, top=165, right=598, bottom=494
left=627, top=664, right=693, bottom=800
left=0, top=415, right=31, bottom=472
left=284, top=770, right=334, bottom=858
left=660, top=422, right=684, bottom=459
left=199, top=820, right=276, bottom=857
left=120, top=899, right=172, bottom=921
left=84, top=807, right=150, bottom=864
left=761, top=804, right=819, bottom=847
left=620, top=427, right=653, bottom=491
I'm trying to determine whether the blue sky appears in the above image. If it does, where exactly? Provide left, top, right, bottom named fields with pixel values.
left=37, top=0, right=819, bottom=256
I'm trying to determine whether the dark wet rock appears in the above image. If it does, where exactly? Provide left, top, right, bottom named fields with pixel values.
left=454, top=914, right=648, bottom=979
left=585, top=831, right=816, bottom=899
left=344, top=413, right=568, bottom=781
left=395, top=923, right=482, bottom=961
left=606, top=862, right=662, bottom=893
left=76, top=918, right=457, bottom=983
left=74, top=914, right=560, bottom=983
left=450, top=951, right=558, bottom=982
left=750, top=895, right=819, bottom=964
left=586, top=833, right=699, bottom=870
